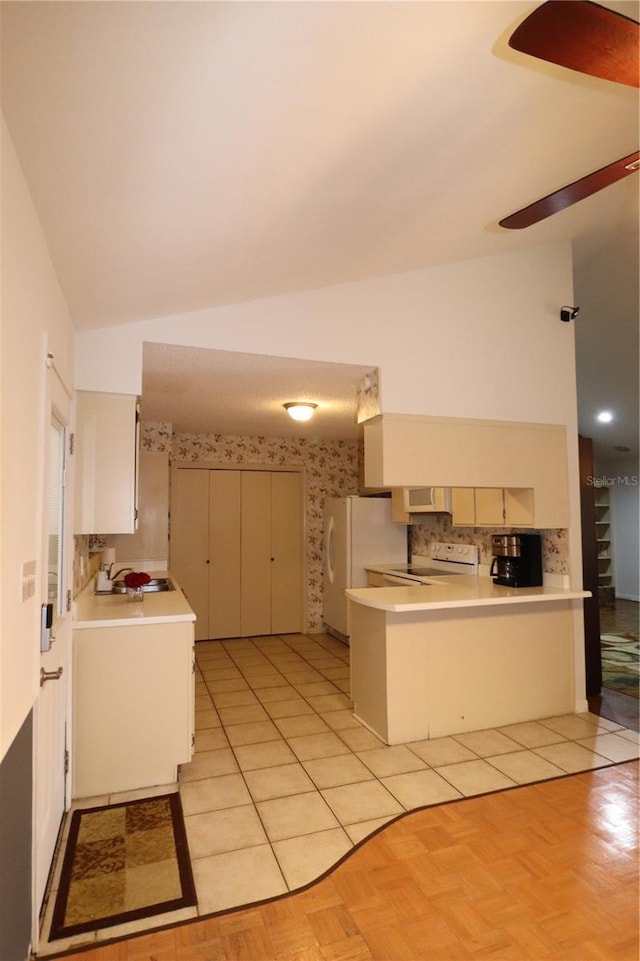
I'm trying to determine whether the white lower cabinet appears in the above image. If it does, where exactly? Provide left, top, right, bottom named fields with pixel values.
left=72, top=620, right=194, bottom=798
left=350, top=600, right=574, bottom=744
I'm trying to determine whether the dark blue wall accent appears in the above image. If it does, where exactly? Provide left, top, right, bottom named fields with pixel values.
left=0, top=712, right=33, bottom=961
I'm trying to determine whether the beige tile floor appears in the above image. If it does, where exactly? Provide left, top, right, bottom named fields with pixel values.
left=39, top=630, right=640, bottom=956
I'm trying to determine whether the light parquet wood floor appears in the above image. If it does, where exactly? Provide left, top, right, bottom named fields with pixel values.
left=45, top=762, right=639, bottom=961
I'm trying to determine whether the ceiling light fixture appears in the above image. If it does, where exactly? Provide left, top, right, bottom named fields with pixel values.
left=597, top=411, right=613, bottom=423
left=283, top=402, right=318, bottom=422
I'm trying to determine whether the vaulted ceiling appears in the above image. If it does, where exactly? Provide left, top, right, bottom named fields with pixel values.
left=1, top=1, right=638, bottom=458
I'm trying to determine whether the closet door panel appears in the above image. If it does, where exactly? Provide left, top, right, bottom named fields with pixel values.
left=170, top=469, right=210, bottom=640
left=271, top=472, right=303, bottom=634
left=240, top=472, right=272, bottom=636
left=209, top=470, right=241, bottom=639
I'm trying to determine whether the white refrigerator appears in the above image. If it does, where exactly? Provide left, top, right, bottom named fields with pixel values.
left=323, top=496, right=408, bottom=642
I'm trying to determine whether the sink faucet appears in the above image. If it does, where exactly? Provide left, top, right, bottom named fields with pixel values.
left=109, top=565, right=133, bottom=581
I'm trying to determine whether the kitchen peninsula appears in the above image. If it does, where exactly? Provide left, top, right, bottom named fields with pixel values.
left=72, top=574, right=196, bottom=798
left=346, top=576, right=589, bottom=745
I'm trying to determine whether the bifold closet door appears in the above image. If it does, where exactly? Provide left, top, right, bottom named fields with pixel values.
left=173, top=467, right=303, bottom=640
left=240, top=471, right=272, bottom=637
left=171, top=469, right=210, bottom=641
left=271, top=471, right=302, bottom=634
left=209, top=470, right=241, bottom=639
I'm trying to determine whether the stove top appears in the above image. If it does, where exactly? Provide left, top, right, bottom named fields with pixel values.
left=384, top=564, right=467, bottom=578
left=376, top=544, right=479, bottom=582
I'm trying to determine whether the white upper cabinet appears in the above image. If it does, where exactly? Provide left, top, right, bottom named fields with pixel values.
left=363, top=414, right=569, bottom=529
left=451, top=487, right=534, bottom=527
left=74, top=391, right=139, bottom=534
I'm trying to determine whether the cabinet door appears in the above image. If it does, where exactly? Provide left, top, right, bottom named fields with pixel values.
left=240, top=471, right=272, bottom=636
left=451, top=488, right=476, bottom=526
left=271, top=472, right=302, bottom=634
left=171, top=469, right=210, bottom=640
left=504, top=488, right=534, bottom=526
left=474, top=488, right=504, bottom=526
left=73, top=622, right=194, bottom=798
left=209, top=470, right=241, bottom=639
left=74, top=391, right=138, bottom=534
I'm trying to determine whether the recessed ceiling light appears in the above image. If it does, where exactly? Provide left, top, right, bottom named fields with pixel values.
left=596, top=411, right=613, bottom=423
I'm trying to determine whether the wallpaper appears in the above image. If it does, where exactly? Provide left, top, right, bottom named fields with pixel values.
left=356, top=368, right=380, bottom=423
left=146, top=422, right=359, bottom=631
left=410, top=514, right=569, bottom=574
left=72, top=535, right=102, bottom=597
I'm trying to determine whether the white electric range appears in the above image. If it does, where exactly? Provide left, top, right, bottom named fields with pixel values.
left=375, top=542, right=479, bottom=585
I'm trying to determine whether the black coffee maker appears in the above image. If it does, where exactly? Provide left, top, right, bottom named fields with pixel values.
left=490, top=533, right=542, bottom=587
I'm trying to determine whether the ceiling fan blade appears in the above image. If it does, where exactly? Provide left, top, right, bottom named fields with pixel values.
left=499, top=150, right=639, bottom=228
left=509, top=0, right=639, bottom=87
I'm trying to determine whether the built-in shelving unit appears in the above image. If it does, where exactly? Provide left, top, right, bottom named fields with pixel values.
left=594, top=488, right=615, bottom=606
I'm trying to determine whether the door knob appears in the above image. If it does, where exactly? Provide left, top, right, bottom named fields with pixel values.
left=40, top=667, right=63, bottom=686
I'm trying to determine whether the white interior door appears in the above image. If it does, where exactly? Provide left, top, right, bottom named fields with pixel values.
left=170, top=469, right=210, bottom=640
left=172, top=466, right=304, bottom=640
left=209, top=470, right=241, bottom=639
left=271, top=471, right=303, bottom=634
left=240, top=471, right=272, bottom=636
left=34, top=369, right=72, bottom=923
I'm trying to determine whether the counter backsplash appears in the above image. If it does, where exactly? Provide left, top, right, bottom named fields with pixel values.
left=73, top=535, right=102, bottom=597
left=410, top=515, right=569, bottom=574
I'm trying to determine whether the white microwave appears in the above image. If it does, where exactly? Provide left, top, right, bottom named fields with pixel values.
left=401, top=486, right=451, bottom=514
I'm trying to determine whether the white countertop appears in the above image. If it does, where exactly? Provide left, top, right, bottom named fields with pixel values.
left=73, top=571, right=196, bottom=628
left=347, top=574, right=590, bottom=613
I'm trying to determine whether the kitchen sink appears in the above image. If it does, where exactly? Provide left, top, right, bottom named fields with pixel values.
left=112, top=578, right=174, bottom=594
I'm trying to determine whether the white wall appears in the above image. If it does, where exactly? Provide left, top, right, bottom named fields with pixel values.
left=76, top=240, right=587, bottom=709
left=0, top=117, right=75, bottom=760
left=77, top=243, right=577, bottom=427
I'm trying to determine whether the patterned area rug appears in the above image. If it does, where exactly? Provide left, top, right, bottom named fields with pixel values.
left=50, top=793, right=196, bottom=939
left=601, top=632, right=640, bottom=698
